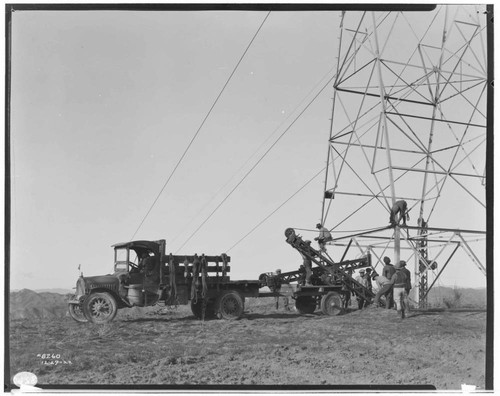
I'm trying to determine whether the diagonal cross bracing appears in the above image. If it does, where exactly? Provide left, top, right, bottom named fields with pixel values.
left=319, top=6, right=487, bottom=305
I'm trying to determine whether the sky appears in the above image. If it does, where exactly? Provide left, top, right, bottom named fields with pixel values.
left=8, top=4, right=489, bottom=293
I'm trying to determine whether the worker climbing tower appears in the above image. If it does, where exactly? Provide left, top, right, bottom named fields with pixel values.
left=320, top=6, right=488, bottom=307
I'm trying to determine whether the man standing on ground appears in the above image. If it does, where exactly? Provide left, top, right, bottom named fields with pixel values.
left=387, top=261, right=408, bottom=319
left=273, top=269, right=290, bottom=310
left=372, top=272, right=392, bottom=307
left=365, top=268, right=373, bottom=292
left=400, top=260, right=412, bottom=313
left=382, top=257, right=396, bottom=309
left=355, top=269, right=368, bottom=309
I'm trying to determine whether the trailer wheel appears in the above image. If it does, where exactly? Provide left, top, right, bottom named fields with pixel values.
left=190, top=299, right=215, bottom=320
left=320, top=292, right=343, bottom=316
left=215, top=291, right=244, bottom=320
left=295, top=296, right=316, bottom=314
left=83, top=292, right=118, bottom=324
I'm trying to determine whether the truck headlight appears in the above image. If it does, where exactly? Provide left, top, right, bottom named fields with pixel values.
left=76, top=277, right=85, bottom=297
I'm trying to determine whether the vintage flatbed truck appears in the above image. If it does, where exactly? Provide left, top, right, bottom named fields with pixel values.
left=68, top=239, right=260, bottom=324
left=68, top=229, right=375, bottom=323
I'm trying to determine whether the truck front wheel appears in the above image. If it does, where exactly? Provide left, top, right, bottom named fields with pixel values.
left=68, top=302, right=88, bottom=323
left=83, top=292, right=118, bottom=324
left=215, top=291, right=244, bottom=320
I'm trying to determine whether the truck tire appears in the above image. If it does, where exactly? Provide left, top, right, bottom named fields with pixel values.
left=215, top=290, right=244, bottom=320
left=295, top=295, right=316, bottom=314
left=68, top=303, right=88, bottom=323
left=320, top=291, right=343, bottom=316
left=190, top=299, right=216, bottom=320
left=83, top=292, right=118, bottom=324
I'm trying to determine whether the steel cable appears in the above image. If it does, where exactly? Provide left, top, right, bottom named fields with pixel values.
left=168, top=61, right=340, bottom=247
left=175, top=68, right=339, bottom=253
left=225, top=166, right=326, bottom=252
left=130, top=11, right=271, bottom=240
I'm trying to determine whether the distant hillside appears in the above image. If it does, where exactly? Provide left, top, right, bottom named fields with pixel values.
left=9, top=289, right=70, bottom=320
left=10, top=288, right=73, bottom=294
left=34, top=288, right=73, bottom=294
left=424, top=286, right=486, bottom=309
left=8, top=286, right=487, bottom=321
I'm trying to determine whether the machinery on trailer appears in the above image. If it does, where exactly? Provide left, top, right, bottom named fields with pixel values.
left=68, top=239, right=260, bottom=324
left=259, top=228, right=375, bottom=315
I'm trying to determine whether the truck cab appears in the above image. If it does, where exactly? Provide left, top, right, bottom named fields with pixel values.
left=68, top=240, right=166, bottom=324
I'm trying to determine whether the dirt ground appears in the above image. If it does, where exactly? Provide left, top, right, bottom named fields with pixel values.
left=8, top=298, right=487, bottom=390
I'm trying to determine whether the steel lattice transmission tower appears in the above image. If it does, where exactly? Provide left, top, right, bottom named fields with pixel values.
left=321, top=6, right=487, bottom=307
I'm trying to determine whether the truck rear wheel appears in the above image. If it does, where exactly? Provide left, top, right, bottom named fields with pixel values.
left=295, top=295, right=316, bottom=314
left=83, top=292, right=118, bottom=324
left=215, top=290, right=244, bottom=320
left=191, top=299, right=215, bottom=320
left=320, top=292, right=343, bottom=316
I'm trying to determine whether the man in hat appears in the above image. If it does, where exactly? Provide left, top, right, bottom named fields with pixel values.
left=372, top=272, right=392, bottom=308
left=382, top=257, right=396, bottom=309
left=355, top=268, right=366, bottom=283
left=315, top=223, right=333, bottom=252
left=400, top=260, right=412, bottom=312
left=355, top=269, right=369, bottom=309
left=387, top=261, right=408, bottom=318
left=299, top=241, right=313, bottom=286
left=365, top=268, right=373, bottom=292
left=273, top=269, right=290, bottom=310
left=382, top=256, right=395, bottom=277
left=274, top=269, right=283, bottom=290
left=389, top=200, right=410, bottom=226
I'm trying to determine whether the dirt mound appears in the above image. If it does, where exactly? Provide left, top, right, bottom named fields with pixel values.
left=9, top=289, right=70, bottom=320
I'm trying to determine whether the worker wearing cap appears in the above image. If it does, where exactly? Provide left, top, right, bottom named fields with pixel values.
left=382, top=257, right=396, bottom=309
left=299, top=241, right=313, bottom=286
left=389, top=200, right=410, bottom=226
left=365, top=268, right=373, bottom=292
left=355, top=269, right=368, bottom=309
left=372, top=272, right=392, bottom=307
left=382, top=256, right=395, bottom=278
left=400, top=260, right=412, bottom=313
left=387, top=262, right=408, bottom=319
left=355, top=268, right=366, bottom=282
left=273, top=269, right=289, bottom=310
left=142, top=254, right=160, bottom=298
left=372, top=272, right=388, bottom=287
left=135, top=251, right=150, bottom=273
left=315, top=223, right=333, bottom=252
left=274, top=269, right=283, bottom=290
